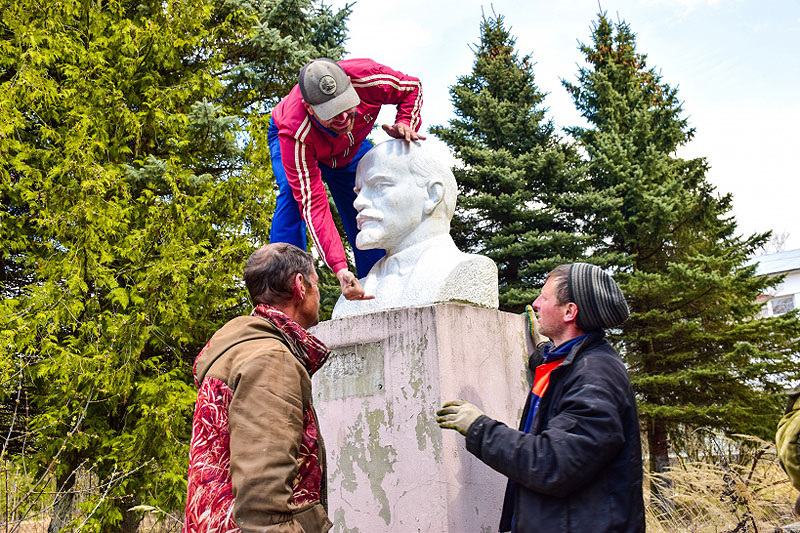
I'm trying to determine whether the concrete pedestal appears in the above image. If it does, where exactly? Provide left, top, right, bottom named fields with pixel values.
left=310, top=304, right=532, bottom=532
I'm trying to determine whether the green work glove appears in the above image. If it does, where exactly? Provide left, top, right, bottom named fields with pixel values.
left=436, top=400, right=484, bottom=436
left=524, top=304, right=549, bottom=347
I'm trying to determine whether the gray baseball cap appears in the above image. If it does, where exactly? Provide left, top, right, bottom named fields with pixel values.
left=298, top=58, right=360, bottom=121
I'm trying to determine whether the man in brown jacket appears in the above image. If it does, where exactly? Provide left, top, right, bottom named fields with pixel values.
left=184, top=243, right=332, bottom=532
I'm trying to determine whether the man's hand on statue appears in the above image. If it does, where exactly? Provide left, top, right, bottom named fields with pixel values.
left=336, top=269, right=375, bottom=301
left=381, top=122, right=427, bottom=142
left=436, top=400, right=484, bottom=437
left=525, top=304, right=550, bottom=347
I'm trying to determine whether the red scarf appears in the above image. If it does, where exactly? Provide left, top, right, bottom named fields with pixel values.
left=252, top=304, right=330, bottom=376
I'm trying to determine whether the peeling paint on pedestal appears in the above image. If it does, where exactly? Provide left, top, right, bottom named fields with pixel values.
left=332, top=402, right=397, bottom=525
left=311, top=304, right=531, bottom=532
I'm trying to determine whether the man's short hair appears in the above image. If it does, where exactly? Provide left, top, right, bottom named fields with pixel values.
left=406, top=143, right=457, bottom=219
left=546, top=264, right=572, bottom=306
left=244, top=243, right=314, bottom=306
left=546, top=263, right=629, bottom=331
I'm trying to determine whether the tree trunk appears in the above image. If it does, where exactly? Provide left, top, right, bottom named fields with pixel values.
left=647, top=417, right=675, bottom=516
left=118, top=495, right=142, bottom=533
left=47, top=455, right=78, bottom=533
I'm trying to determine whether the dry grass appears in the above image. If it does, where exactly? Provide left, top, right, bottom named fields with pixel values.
left=0, top=515, right=181, bottom=533
left=0, top=462, right=182, bottom=532
left=644, top=433, right=799, bottom=532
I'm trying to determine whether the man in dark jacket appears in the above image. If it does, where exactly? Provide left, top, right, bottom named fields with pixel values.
left=437, top=263, right=645, bottom=532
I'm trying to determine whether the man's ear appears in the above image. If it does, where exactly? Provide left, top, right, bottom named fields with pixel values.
left=564, top=302, right=579, bottom=323
left=424, top=181, right=444, bottom=215
left=293, top=273, right=306, bottom=299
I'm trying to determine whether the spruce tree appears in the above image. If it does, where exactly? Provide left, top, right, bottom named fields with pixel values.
left=0, top=0, right=349, bottom=529
left=564, top=12, right=800, bottom=508
left=431, top=12, right=589, bottom=312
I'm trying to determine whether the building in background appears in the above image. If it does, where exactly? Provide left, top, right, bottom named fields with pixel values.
left=752, top=249, right=800, bottom=317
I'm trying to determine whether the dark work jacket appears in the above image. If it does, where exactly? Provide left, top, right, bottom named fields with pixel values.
left=465, top=330, right=645, bottom=533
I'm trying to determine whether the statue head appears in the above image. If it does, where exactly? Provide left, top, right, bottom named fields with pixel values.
left=353, top=139, right=457, bottom=254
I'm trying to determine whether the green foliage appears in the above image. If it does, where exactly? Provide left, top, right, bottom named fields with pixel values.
left=431, top=11, right=590, bottom=312
left=563, top=12, right=800, bottom=473
left=0, top=0, right=349, bottom=528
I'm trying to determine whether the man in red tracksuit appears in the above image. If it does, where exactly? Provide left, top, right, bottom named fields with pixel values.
left=268, top=57, right=425, bottom=301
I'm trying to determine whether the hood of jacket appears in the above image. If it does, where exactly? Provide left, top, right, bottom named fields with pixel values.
left=194, top=315, right=297, bottom=386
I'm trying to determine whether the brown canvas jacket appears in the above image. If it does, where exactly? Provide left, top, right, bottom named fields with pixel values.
left=187, top=315, right=331, bottom=533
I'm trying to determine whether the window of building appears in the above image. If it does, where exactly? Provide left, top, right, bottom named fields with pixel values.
left=771, top=295, right=796, bottom=316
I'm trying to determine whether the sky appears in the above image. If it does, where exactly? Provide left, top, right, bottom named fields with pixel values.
left=328, top=0, right=800, bottom=253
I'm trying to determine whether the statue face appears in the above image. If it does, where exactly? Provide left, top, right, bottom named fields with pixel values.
left=353, top=157, right=428, bottom=252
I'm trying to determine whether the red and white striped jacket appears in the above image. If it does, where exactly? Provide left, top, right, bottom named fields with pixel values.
left=271, top=58, right=423, bottom=274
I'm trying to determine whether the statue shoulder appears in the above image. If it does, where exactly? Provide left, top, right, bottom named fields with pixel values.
left=437, top=253, right=498, bottom=309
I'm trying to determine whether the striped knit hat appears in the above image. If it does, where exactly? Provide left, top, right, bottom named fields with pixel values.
left=567, top=263, right=629, bottom=331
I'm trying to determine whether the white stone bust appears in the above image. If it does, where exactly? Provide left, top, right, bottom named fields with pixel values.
left=332, top=139, right=498, bottom=319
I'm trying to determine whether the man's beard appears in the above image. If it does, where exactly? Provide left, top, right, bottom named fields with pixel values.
left=355, top=227, right=385, bottom=251
left=537, top=319, right=561, bottom=343
left=299, top=306, right=319, bottom=329
left=327, top=114, right=354, bottom=134
left=355, top=209, right=386, bottom=250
